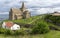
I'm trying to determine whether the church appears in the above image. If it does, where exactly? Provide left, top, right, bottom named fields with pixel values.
left=9, top=2, right=31, bottom=20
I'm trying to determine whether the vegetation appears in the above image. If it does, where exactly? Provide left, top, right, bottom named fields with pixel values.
left=44, top=14, right=60, bottom=30
left=32, top=20, right=49, bottom=34
left=0, top=28, right=6, bottom=34
left=4, top=15, right=40, bottom=24
left=44, top=15, right=60, bottom=25
left=0, top=15, right=50, bottom=35
left=1, top=14, right=60, bottom=38
left=0, top=28, right=32, bottom=35
left=0, top=30, right=60, bottom=38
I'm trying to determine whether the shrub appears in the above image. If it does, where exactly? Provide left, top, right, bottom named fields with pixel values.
left=44, top=14, right=60, bottom=26
left=14, top=28, right=32, bottom=35
left=32, top=21, right=49, bottom=34
left=0, top=28, right=6, bottom=34
left=24, top=24, right=33, bottom=28
left=0, top=28, right=31, bottom=35
left=13, top=28, right=27, bottom=35
left=14, top=30, right=21, bottom=35
left=17, top=28, right=28, bottom=35
left=4, top=29, right=14, bottom=35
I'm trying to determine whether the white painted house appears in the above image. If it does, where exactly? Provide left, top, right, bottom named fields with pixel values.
left=2, top=22, right=20, bottom=30
left=11, top=24, right=20, bottom=30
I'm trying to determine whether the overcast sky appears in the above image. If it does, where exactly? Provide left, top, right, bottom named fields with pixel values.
left=0, top=0, right=60, bottom=15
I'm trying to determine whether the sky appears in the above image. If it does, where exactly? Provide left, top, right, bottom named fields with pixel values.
left=0, top=0, right=60, bottom=16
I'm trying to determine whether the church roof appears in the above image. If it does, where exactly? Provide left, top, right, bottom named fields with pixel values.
left=11, top=8, right=23, bottom=15
left=12, top=8, right=21, bottom=12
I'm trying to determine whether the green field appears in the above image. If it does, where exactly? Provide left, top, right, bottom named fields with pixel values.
left=0, top=30, right=60, bottom=38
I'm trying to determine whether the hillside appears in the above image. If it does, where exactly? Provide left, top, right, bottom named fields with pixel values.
left=44, top=14, right=60, bottom=30
left=45, top=15, right=60, bottom=25
left=3, top=14, right=60, bottom=30
left=1, top=14, right=60, bottom=38
left=4, top=15, right=42, bottom=24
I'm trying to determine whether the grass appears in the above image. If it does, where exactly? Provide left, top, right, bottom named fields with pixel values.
left=4, top=15, right=41, bottom=24
left=13, top=15, right=41, bottom=24
left=2, top=15, right=60, bottom=38
left=0, top=30, right=60, bottom=38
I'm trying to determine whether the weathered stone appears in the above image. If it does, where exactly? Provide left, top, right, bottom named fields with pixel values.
left=9, top=2, right=31, bottom=20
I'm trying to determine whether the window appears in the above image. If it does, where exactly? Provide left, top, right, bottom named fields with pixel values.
left=17, top=27, right=19, bottom=29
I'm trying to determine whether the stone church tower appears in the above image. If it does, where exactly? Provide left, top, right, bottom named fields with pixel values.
left=9, top=2, right=31, bottom=20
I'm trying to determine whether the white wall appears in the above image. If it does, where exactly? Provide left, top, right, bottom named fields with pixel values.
left=11, top=24, right=20, bottom=30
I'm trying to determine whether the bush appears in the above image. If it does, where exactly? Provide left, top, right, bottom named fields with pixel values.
left=24, top=24, right=33, bottom=28
left=14, top=28, right=32, bottom=35
left=0, top=28, right=6, bottom=34
left=17, top=28, right=29, bottom=35
left=4, top=29, right=14, bottom=35
left=0, top=28, right=31, bottom=35
left=14, top=30, right=21, bottom=35
left=32, top=21, right=49, bottom=34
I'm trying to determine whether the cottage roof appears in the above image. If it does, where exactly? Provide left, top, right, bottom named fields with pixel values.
left=5, top=22, right=14, bottom=28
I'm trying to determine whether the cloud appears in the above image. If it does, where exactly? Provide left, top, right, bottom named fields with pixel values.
left=23, top=0, right=60, bottom=7
left=0, top=12, right=8, bottom=14
left=0, top=0, right=60, bottom=16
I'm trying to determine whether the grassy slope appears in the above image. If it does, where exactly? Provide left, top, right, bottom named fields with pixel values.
left=44, top=15, right=60, bottom=30
left=2, top=15, right=60, bottom=38
left=0, top=30, right=60, bottom=38
left=4, top=15, right=41, bottom=24
left=4, top=15, right=60, bottom=30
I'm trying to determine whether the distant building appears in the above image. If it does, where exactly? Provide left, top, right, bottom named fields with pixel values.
left=51, top=11, right=60, bottom=16
left=2, top=22, right=20, bottom=30
left=9, top=2, right=31, bottom=20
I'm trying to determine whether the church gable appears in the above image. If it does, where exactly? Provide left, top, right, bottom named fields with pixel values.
left=11, top=8, right=22, bottom=15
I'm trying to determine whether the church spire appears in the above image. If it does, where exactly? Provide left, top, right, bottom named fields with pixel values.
left=21, top=2, right=25, bottom=9
left=20, top=2, right=26, bottom=12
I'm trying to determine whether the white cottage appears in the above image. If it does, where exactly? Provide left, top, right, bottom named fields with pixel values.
left=2, top=22, right=20, bottom=30
left=11, top=24, right=20, bottom=30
